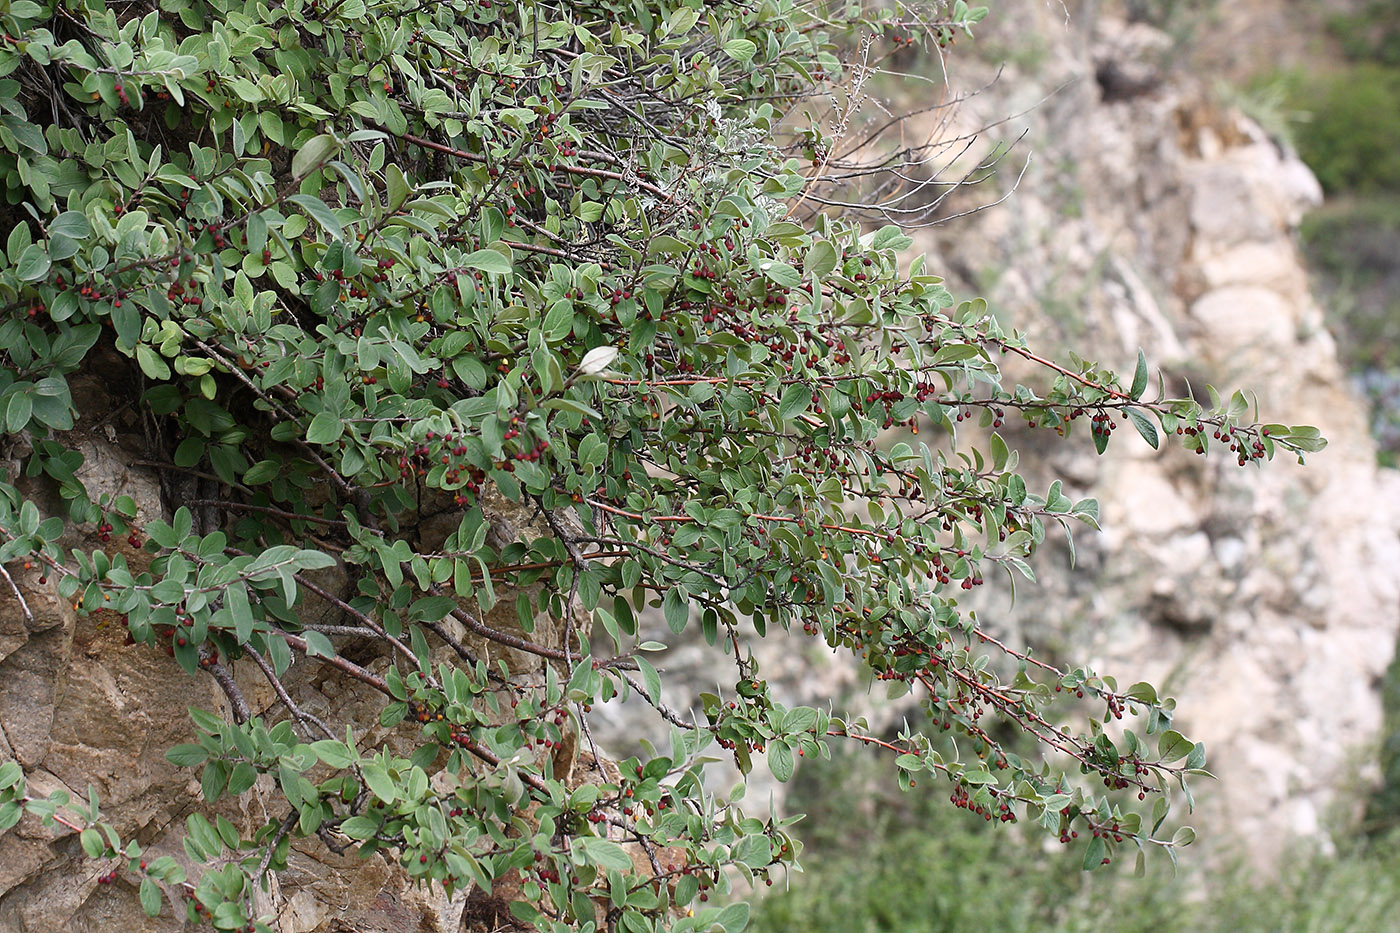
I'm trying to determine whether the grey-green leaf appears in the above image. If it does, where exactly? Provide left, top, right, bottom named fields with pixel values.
left=306, top=411, right=344, bottom=445
left=462, top=248, right=511, bottom=275
left=292, top=133, right=339, bottom=179
left=777, top=383, right=811, bottom=421
left=663, top=585, right=688, bottom=633
left=1130, top=348, right=1148, bottom=400
left=15, top=243, right=50, bottom=281
left=286, top=194, right=344, bottom=241
left=1125, top=408, right=1158, bottom=449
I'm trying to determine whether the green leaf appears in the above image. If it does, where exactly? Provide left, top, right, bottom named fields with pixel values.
left=1152, top=795, right=1170, bottom=834
left=989, top=432, right=1009, bottom=470
left=408, top=596, right=457, bottom=622
left=1126, top=682, right=1158, bottom=705
left=173, top=436, right=204, bottom=468
left=5, top=391, right=31, bottom=433
left=286, top=194, right=345, bottom=241
left=136, top=345, right=171, bottom=381
left=384, top=163, right=411, bottom=212
left=243, top=459, right=281, bottom=485
left=80, top=826, right=104, bottom=858
left=293, top=549, right=336, bottom=571
left=1092, top=422, right=1110, bottom=455
left=712, top=902, right=750, bottom=932
left=15, top=243, right=50, bottom=281
left=304, top=630, right=335, bottom=658
left=166, top=744, right=209, bottom=767
left=1083, top=834, right=1107, bottom=871
left=777, top=383, right=811, bottom=421
left=186, top=813, right=223, bottom=858
left=1125, top=408, right=1158, bottom=449
left=228, top=762, right=257, bottom=795
left=662, top=6, right=700, bottom=37
left=340, top=815, right=380, bottom=840
left=309, top=739, right=352, bottom=767
left=258, top=113, right=289, bottom=148
left=933, top=343, right=983, bottom=364
left=722, top=38, right=757, bottom=63
left=361, top=762, right=398, bottom=802
left=758, top=260, right=801, bottom=287
left=576, top=835, right=633, bottom=871
left=663, top=585, right=688, bottom=633
left=7, top=3, right=42, bottom=22
left=306, top=411, right=344, bottom=445
left=50, top=211, right=91, bottom=240
left=635, top=656, right=661, bottom=703
left=292, top=133, right=339, bottom=179
left=1130, top=348, right=1148, bottom=400
left=768, top=741, right=794, bottom=782
left=870, top=225, right=912, bottom=250
left=1157, top=730, right=1193, bottom=762
left=647, top=235, right=689, bottom=255
left=227, top=583, right=253, bottom=643
left=139, top=877, right=162, bottom=917
left=782, top=708, right=818, bottom=737
left=379, top=702, right=407, bottom=727
left=462, top=248, right=511, bottom=275
left=804, top=241, right=838, bottom=279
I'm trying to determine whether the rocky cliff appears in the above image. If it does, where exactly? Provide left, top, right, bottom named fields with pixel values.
left=594, top=3, right=1400, bottom=863
left=925, top=4, right=1400, bottom=857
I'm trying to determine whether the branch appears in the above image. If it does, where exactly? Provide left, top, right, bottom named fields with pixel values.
left=0, top=563, right=33, bottom=625
left=199, top=646, right=251, bottom=724
left=244, top=644, right=336, bottom=740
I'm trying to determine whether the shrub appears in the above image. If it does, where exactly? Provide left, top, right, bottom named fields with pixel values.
left=1284, top=63, right=1400, bottom=194
left=1326, top=0, right=1400, bottom=68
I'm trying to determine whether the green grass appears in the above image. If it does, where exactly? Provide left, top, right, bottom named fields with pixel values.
left=749, top=750, right=1400, bottom=933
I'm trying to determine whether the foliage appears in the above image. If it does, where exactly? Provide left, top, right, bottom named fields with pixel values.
left=1367, top=639, right=1400, bottom=834
left=1120, top=0, right=1217, bottom=46
left=751, top=748, right=1400, bottom=933
left=1325, top=0, right=1400, bottom=68
left=1297, top=197, right=1400, bottom=464
left=1281, top=63, right=1400, bottom=195
left=1269, top=4, right=1400, bottom=464
left=0, top=0, right=1323, bottom=930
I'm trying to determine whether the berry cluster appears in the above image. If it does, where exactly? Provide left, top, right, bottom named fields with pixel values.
left=949, top=783, right=1017, bottom=823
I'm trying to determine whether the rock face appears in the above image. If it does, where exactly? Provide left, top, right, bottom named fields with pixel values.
left=920, top=5, right=1400, bottom=858
left=594, top=5, right=1400, bottom=864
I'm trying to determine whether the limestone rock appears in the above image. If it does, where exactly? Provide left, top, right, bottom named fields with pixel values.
left=912, top=5, right=1400, bottom=863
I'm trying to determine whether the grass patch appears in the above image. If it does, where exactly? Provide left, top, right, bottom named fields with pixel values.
left=751, top=749, right=1400, bottom=933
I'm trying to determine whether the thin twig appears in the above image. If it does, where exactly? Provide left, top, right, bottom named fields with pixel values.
left=0, top=564, right=33, bottom=625
left=619, top=672, right=695, bottom=731
left=245, top=644, right=336, bottom=740
left=199, top=646, right=251, bottom=724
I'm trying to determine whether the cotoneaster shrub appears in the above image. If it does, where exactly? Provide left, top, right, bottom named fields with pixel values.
left=0, top=0, right=1324, bottom=929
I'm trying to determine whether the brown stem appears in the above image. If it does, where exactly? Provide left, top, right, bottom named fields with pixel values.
left=199, top=646, right=251, bottom=723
